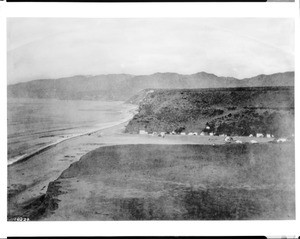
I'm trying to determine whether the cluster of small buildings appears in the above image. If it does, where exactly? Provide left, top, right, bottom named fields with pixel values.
left=246, top=133, right=293, bottom=143
left=224, top=136, right=257, bottom=144
left=139, top=130, right=166, bottom=137
left=139, top=130, right=211, bottom=137
left=249, top=133, right=274, bottom=138
left=224, top=136, right=293, bottom=144
left=140, top=129, right=274, bottom=137
left=138, top=129, right=292, bottom=144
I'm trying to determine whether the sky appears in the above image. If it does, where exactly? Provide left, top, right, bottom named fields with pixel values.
left=7, top=18, right=294, bottom=84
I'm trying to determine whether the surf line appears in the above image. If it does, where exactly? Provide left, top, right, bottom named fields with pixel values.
left=8, top=114, right=135, bottom=167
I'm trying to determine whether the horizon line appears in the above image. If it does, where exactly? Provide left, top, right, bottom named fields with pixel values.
left=8, top=70, right=295, bottom=86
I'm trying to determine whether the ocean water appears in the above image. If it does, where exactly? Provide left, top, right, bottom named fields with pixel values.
left=7, top=98, right=136, bottom=165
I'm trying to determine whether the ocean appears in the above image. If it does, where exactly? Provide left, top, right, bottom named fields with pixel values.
left=7, top=98, right=136, bottom=165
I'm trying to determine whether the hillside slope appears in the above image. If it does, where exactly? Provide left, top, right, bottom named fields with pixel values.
left=125, top=86, right=294, bottom=137
left=8, top=72, right=294, bottom=101
left=7, top=74, right=133, bottom=100
left=33, top=143, right=294, bottom=220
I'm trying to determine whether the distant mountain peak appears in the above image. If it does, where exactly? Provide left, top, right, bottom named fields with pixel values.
left=151, top=72, right=180, bottom=76
left=192, top=71, right=218, bottom=77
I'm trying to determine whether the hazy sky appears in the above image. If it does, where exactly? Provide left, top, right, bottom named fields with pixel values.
left=7, top=18, right=294, bottom=84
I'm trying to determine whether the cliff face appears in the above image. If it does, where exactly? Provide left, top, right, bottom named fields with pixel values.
left=8, top=72, right=294, bottom=101
left=125, top=86, right=294, bottom=137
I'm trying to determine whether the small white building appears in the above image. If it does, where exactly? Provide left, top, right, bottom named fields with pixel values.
left=188, top=132, right=194, bottom=136
left=235, top=140, right=243, bottom=144
left=171, top=131, right=176, bottom=135
left=139, top=130, right=147, bottom=135
left=206, top=126, right=210, bottom=130
left=200, top=132, right=205, bottom=136
left=266, top=134, right=271, bottom=138
left=256, top=133, right=264, bottom=138
left=225, top=136, right=233, bottom=142
left=250, top=140, right=258, bottom=144
left=209, top=132, right=214, bottom=136
left=249, top=134, right=254, bottom=137
left=277, top=138, right=287, bottom=143
left=180, top=132, right=186, bottom=135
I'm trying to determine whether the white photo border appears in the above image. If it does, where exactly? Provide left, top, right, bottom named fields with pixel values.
left=0, top=1, right=299, bottom=237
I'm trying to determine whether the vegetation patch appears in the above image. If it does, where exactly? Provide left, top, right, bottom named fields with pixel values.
left=125, top=87, right=294, bottom=137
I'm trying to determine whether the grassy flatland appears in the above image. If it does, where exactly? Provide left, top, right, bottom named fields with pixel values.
left=27, top=143, right=294, bottom=220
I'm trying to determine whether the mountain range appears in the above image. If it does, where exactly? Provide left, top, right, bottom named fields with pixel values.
left=7, top=71, right=294, bottom=101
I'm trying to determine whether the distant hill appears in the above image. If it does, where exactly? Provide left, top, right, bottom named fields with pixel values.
left=241, top=72, right=295, bottom=87
left=125, top=86, right=294, bottom=137
left=7, top=74, right=133, bottom=101
left=8, top=72, right=294, bottom=101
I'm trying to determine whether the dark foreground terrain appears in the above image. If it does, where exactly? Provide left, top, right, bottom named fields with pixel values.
left=13, top=143, right=294, bottom=221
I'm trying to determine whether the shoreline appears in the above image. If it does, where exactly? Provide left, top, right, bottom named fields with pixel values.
left=8, top=104, right=138, bottom=166
left=8, top=104, right=138, bottom=218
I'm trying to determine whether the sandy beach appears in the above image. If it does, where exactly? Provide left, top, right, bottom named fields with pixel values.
left=8, top=104, right=137, bottom=217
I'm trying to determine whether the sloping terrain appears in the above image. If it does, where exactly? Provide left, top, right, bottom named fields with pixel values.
left=125, top=86, right=294, bottom=137
left=21, top=143, right=294, bottom=220
left=8, top=72, right=294, bottom=101
left=7, top=74, right=133, bottom=100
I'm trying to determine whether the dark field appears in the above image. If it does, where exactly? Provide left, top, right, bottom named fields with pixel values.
left=27, top=143, right=295, bottom=220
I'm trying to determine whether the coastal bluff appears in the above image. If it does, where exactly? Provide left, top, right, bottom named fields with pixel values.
left=125, top=86, right=294, bottom=138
